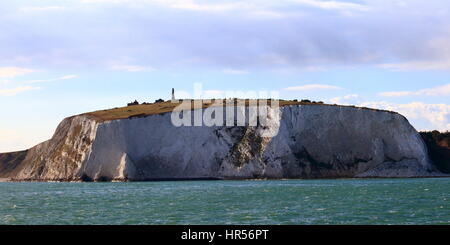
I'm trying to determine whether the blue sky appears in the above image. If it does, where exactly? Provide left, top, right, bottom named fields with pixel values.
left=1, top=0, right=450, bottom=152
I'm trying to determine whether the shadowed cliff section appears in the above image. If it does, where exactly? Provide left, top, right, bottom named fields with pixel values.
left=420, top=131, right=450, bottom=173
left=0, top=150, right=28, bottom=178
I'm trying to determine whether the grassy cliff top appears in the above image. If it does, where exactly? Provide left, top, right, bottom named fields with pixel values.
left=83, top=99, right=394, bottom=122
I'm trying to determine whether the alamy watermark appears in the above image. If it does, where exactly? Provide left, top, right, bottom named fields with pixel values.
left=170, top=83, right=281, bottom=137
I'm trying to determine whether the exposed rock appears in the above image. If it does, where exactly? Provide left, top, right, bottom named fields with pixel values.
left=0, top=104, right=445, bottom=181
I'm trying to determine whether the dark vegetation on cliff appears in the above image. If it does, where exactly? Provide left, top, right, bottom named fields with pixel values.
left=420, top=131, right=450, bottom=173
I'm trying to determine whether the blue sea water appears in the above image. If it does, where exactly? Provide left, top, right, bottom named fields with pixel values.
left=0, top=178, right=449, bottom=225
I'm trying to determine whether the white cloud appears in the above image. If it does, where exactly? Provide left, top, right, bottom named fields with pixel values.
left=359, top=101, right=450, bottom=131
left=75, top=0, right=367, bottom=19
left=380, top=83, right=450, bottom=97
left=223, top=69, right=249, bottom=75
left=169, top=1, right=248, bottom=12
left=329, top=94, right=362, bottom=105
left=19, top=6, right=66, bottom=12
left=302, top=66, right=328, bottom=72
left=0, top=71, right=75, bottom=96
left=4, top=0, right=449, bottom=70
left=59, top=75, right=78, bottom=80
left=79, top=0, right=130, bottom=3
left=249, top=10, right=289, bottom=19
left=0, top=67, right=36, bottom=78
left=327, top=91, right=450, bottom=131
left=378, top=91, right=413, bottom=97
left=26, top=74, right=78, bottom=84
left=284, top=84, right=343, bottom=91
left=379, top=60, right=450, bottom=71
left=110, top=64, right=156, bottom=72
left=80, top=0, right=369, bottom=12
left=0, top=86, right=40, bottom=96
left=290, top=0, right=369, bottom=11
left=78, top=0, right=249, bottom=12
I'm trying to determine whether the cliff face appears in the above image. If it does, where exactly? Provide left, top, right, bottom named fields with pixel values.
left=0, top=104, right=442, bottom=181
left=420, top=131, right=450, bottom=173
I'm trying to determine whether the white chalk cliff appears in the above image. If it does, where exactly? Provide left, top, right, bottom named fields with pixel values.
left=0, top=104, right=443, bottom=181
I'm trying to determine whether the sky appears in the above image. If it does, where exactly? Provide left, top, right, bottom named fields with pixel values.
left=1, top=0, right=450, bottom=152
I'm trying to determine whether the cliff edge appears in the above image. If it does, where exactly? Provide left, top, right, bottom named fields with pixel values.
left=0, top=101, right=444, bottom=181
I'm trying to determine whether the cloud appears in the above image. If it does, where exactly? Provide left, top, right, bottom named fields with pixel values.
left=326, top=91, right=450, bottom=131
left=110, top=65, right=156, bottom=72
left=1, top=0, right=450, bottom=71
left=79, top=0, right=138, bottom=3
left=380, top=83, right=450, bottom=97
left=0, top=67, right=36, bottom=78
left=59, top=75, right=78, bottom=80
left=359, top=101, right=450, bottom=131
left=379, top=60, right=450, bottom=71
left=378, top=91, right=413, bottom=97
left=329, top=94, right=362, bottom=104
left=1, top=0, right=448, bottom=71
left=0, top=69, right=71, bottom=96
left=0, top=86, right=39, bottom=96
left=168, top=1, right=248, bottom=12
left=80, top=0, right=368, bottom=12
left=326, top=90, right=450, bottom=131
left=223, top=69, right=249, bottom=75
left=284, top=84, right=342, bottom=91
left=26, top=74, right=78, bottom=84
left=290, top=0, right=369, bottom=11
left=78, top=0, right=253, bottom=13
left=19, top=6, right=66, bottom=12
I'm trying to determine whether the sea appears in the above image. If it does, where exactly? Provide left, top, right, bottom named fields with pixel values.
left=0, top=178, right=448, bottom=225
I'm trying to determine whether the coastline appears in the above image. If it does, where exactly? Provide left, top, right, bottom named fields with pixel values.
left=2, top=175, right=449, bottom=183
